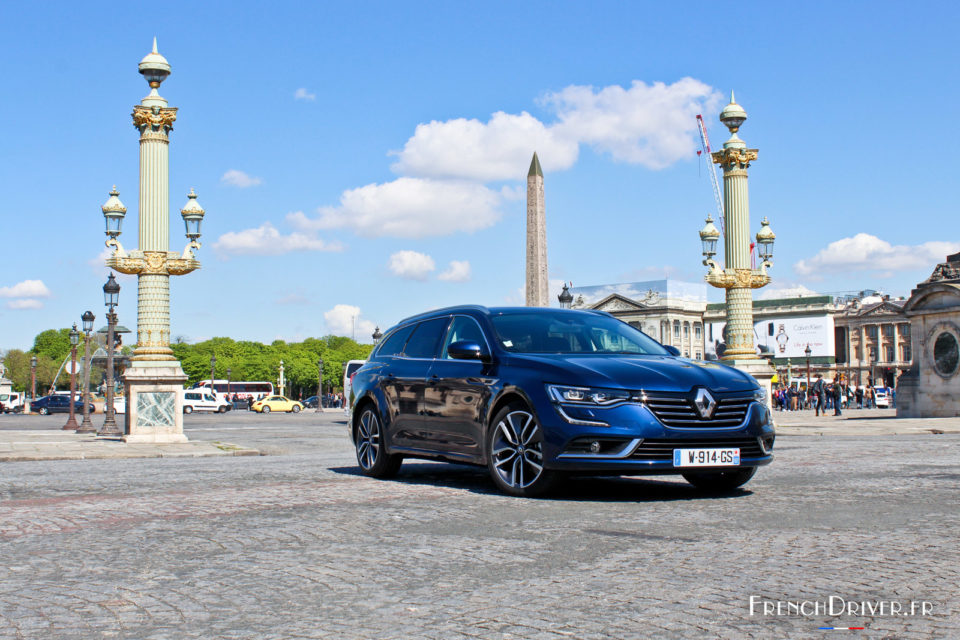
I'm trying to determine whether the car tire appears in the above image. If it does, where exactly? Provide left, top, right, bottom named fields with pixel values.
left=39, top=407, right=49, bottom=415
left=218, top=406, right=227, bottom=413
left=184, top=406, right=193, bottom=414
left=262, top=406, right=270, bottom=413
left=355, top=406, right=402, bottom=478
left=292, top=405, right=301, bottom=413
left=486, top=403, right=557, bottom=497
left=682, top=467, right=757, bottom=492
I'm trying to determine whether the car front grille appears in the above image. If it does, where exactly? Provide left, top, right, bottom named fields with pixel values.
left=644, top=393, right=752, bottom=428
left=629, top=437, right=766, bottom=461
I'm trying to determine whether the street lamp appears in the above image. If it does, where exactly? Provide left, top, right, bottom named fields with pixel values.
left=29, top=355, right=37, bottom=410
left=278, top=360, right=285, bottom=397
left=558, top=283, right=573, bottom=309
left=77, top=311, right=96, bottom=433
left=226, top=367, right=232, bottom=404
left=805, top=343, right=812, bottom=404
left=62, top=324, right=81, bottom=430
left=699, top=93, right=776, bottom=362
left=98, top=273, right=122, bottom=437
left=316, top=358, right=324, bottom=413
left=372, top=327, right=382, bottom=345
left=210, top=355, right=216, bottom=396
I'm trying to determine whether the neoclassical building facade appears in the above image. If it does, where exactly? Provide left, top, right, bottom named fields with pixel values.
left=833, top=296, right=911, bottom=388
left=571, top=280, right=707, bottom=359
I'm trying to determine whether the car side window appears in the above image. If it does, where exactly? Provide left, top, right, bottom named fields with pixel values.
left=441, top=316, right=487, bottom=359
left=376, top=324, right=415, bottom=358
left=403, top=317, right=451, bottom=359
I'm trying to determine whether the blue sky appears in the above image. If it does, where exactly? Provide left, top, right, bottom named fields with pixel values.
left=1, top=1, right=958, bottom=351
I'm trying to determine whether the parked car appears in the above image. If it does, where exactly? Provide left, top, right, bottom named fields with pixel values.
left=873, top=387, right=892, bottom=408
left=303, top=396, right=320, bottom=409
left=343, top=359, right=366, bottom=414
left=0, top=392, right=24, bottom=413
left=251, top=395, right=304, bottom=413
left=182, top=391, right=231, bottom=414
left=30, top=395, right=85, bottom=415
left=349, top=306, right=775, bottom=497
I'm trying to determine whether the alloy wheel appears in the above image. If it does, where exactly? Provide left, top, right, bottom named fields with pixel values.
left=491, top=410, right=544, bottom=489
left=356, top=409, right=380, bottom=471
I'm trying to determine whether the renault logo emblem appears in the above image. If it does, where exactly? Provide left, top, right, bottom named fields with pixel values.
left=693, top=388, right=716, bottom=419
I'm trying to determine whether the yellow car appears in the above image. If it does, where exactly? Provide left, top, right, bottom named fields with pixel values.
left=251, top=395, right=304, bottom=414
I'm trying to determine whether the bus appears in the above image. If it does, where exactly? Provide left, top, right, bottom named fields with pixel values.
left=191, top=379, right=274, bottom=401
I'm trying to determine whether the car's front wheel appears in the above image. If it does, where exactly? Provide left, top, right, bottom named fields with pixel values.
left=683, top=467, right=756, bottom=492
left=184, top=406, right=193, bottom=414
left=355, top=407, right=402, bottom=478
left=39, top=407, right=49, bottom=415
left=487, top=403, right=557, bottom=497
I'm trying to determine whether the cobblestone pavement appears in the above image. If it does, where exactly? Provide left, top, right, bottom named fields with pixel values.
left=0, top=412, right=956, bottom=639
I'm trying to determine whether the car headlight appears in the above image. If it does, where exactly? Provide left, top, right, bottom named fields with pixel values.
left=547, top=384, right=633, bottom=406
left=753, top=388, right=767, bottom=403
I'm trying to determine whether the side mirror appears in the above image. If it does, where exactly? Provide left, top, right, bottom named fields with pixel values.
left=448, top=340, right=491, bottom=362
left=664, top=345, right=682, bottom=357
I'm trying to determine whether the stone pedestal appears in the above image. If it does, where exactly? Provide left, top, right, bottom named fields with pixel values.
left=123, top=361, right=188, bottom=443
left=725, top=357, right=776, bottom=411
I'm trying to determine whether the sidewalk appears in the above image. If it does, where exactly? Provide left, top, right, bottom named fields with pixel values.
left=772, top=407, right=960, bottom=436
left=0, top=430, right=260, bottom=462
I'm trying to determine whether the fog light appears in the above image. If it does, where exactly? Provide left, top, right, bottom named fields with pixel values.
left=589, top=441, right=601, bottom=453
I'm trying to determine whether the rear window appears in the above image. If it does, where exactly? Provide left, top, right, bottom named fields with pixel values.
left=376, top=324, right=415, bottom=357
left=345, top=362, right=364, bottom=378
left=403, top=318, right=450, bottom=359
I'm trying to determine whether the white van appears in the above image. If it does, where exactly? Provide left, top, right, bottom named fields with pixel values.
left=343, top=359, right=366, bottom=414
left=0, top=392, right=24, bottom=413
left=182, top=390, right=231, bottom=414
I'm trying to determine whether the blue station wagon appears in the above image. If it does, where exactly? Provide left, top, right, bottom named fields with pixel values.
left=349, top=306, right=775, bottom=497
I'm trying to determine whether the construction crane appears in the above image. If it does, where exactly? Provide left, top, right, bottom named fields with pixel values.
left=696, top=114, right=725, bottom=238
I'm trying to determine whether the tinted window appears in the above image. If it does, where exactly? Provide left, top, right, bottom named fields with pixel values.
left=376, top=324, right=415, bottom=357
left=491, top=312, right=669, bottom=355
left=403, top=318, right=450, bottom=359
left=441, top=316, right=488, bottom=359
left=345, top=362, right=364, bottom=378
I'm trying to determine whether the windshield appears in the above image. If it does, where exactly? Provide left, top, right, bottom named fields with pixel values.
left=491, top=312, right=670, bottom=355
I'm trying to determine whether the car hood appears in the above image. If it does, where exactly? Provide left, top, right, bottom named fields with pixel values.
left=507, top=353, right=759, bottom=393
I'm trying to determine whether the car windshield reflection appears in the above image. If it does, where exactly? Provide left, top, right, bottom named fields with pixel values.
left=491, top=312, right=669, bottom=355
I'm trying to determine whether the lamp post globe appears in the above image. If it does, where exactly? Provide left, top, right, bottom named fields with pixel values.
left=372, top=327, right=382, bottom=345
left=78, top=311, right=97, bottom=433
left=98, top=274, right=122, bottom=437
left=558, top=283, right=573, bottom=309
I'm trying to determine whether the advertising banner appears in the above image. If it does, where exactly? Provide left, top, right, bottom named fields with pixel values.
left=705, top=315, right=834, bottom=359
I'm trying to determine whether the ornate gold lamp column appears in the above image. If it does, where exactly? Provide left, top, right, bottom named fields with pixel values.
left=102, top=40, right=205, bottom=443
left=700, top=93, right=777, bottom=403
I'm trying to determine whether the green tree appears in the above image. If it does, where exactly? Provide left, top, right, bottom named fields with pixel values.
left=32, top=328, right=72, bottom=362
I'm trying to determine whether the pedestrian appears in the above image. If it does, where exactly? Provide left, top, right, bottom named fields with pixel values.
left=832, top=375, right=842, bottom=416
left=865, top=385, right=874, bottom=410
left=812, top=374, right=825, bottom=417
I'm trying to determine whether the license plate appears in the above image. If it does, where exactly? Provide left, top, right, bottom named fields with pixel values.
left=673, top=448, right=740, bottom=467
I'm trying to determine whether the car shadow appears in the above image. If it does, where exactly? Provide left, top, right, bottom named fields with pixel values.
left=330, top=462, right=754, bottom=502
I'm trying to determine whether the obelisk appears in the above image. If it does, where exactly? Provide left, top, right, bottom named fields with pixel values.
left=525, top=152, right=549, bottom=307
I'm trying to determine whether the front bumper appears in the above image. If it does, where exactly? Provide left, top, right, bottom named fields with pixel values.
left=539, top=396, right=775, bottom=474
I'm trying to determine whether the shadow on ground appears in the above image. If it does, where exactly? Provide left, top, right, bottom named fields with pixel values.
left=331, top=462, right=753, bottom=503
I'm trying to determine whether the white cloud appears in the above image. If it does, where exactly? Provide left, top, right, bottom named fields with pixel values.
left=388, top=250, right=435, bottom=281
left=544, top=78, right=722, bottom=169
left=389, top=78, right=721, bottom=181
left=794, top=233, right=960, bottom=279
left=758, top=284, right=820, bottom=300
left=288, top=178, right=502, bottom=238
left=324, top=304, right=376, bottom=340
left=220, top=169, right=263, bottom=188
left=213, top=223, right=343, bottom=256
left=438, top=260, right=471, bottom=282
left=294, top=87, right=316, bottom=101
left=0, top=280, right=50, bottom=298
left=6, top=299, right=43, bottom=310
left=391, top=111, right=579, bottom=181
